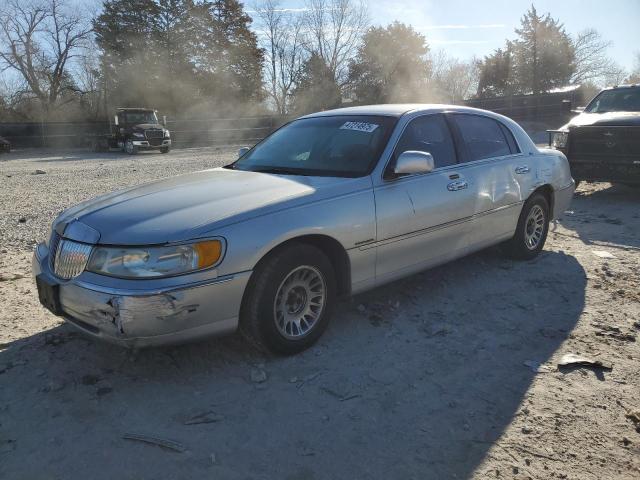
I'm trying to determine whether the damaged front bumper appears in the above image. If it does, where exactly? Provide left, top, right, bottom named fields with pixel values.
left=32, top=242, right=251, bottom=348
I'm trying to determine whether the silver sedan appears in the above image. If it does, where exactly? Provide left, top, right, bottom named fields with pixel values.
left=33, top=105, right=575, bottom=354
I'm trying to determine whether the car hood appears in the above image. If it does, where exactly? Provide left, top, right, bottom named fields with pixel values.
left=55, top=168, right=368, bottom=245
left=563, top=111, right=640, bottom=129
left=130, top=123, right=164, bottom=131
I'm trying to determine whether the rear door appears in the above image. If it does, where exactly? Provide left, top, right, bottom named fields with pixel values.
left=373, top=114, right=479, bottom=284
left=447, top=113, right=525, bottom=250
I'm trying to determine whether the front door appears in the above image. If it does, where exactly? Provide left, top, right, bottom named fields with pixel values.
left=373, top=114, right=478, bottom=285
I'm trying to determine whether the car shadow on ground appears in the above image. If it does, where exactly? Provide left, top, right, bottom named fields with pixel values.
left=557, top=183, right=640, bottom=249
left=0, top=249, right=585, bottom=479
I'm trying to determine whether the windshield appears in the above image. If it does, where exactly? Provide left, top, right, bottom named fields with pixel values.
left=122, top=111, right=159, bottom=124
left=232, top=115, right=397, bottom=177
left=585, top=88, right=640, bottom=113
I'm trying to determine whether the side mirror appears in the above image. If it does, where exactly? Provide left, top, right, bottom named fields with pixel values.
left=238, top=147, right=249, bottom=158
left=162, top=115, right=167, bottom=126
left=394, top=151, right=434, bottom=175
left=571, top=106, right=585, bottom=114
left=114, top=115, right=119, bottom=126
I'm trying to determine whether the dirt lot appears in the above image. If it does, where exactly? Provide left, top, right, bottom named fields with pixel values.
left=0, top=148, right=639, bottom=480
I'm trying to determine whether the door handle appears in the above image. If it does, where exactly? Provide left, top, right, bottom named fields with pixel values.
left=515, top=165, right=530, bottom=174
left=447, top=180, right=468, bottom=191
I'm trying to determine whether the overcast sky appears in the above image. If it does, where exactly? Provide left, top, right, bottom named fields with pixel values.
left=265, top=0, right=640, bottom=70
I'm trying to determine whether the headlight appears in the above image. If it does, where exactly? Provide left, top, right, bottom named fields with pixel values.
left=551, top=131, right=568, bottom=149
left=164, top=129, right=170, bottom=138
left=86, top=239, right=223, bottom=278
left=132, top=132, right=145, bottom=138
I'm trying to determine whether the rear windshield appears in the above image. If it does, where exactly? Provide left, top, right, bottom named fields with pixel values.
left=232, top=115, right=397, bottom=177
left=585, top=88, right=640, bottom=113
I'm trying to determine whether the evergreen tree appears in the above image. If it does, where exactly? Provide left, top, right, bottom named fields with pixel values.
left=347, top=22, right=430, bottom=104
left=512, top=5, right=575, bottom=94
left=476, top=44, right=515, bottom=97
left=93, top=0, right=263, bottom=115
left=291, top=53, right=341, bottom=114
left=192, top=0, right=264, bottom=105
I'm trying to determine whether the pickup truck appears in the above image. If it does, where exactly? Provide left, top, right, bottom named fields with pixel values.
left=548, top=84, right=640, bottom=187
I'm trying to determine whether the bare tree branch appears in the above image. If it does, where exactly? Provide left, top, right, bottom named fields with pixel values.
left=0, top=0, right=93, bottom=115
left=302, top=0, right=368, bottom=87
left=571, top=28, right=625, bottom=85
left=253, top=0, right=305, bottom=114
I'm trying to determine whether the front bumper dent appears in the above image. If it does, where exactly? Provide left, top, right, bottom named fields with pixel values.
left=33, top=243, right=250, bottom=348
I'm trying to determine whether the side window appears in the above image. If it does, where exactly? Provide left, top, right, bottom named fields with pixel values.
left=453, top=114, right=512, bottom=162
left=499, top=123, right=520, bottom=153
left=391, top=114, right=457, bottom=172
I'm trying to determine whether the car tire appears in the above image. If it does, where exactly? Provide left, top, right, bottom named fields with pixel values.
left=160, top=146, right=170, bottom=154
left=240, top=243, right=336, bottom=355
left=502, top=193, right=550, bottom=260
left=125, top=139, right=138, bottom=155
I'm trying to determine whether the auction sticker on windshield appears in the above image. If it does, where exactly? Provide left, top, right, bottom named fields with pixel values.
left=339, top=121, right=379, bottom=133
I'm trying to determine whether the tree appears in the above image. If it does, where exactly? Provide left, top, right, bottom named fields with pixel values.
left=626, top=52, right=640, bottom=84
left=571, top=29, right=625, bottom=85
left=291, top=52, right=341, bottom=114
left=302, top=0, right=368, bottom=88
left=194, top=0, right=264, bottom=105
left=512, top=5, right=575, bottom=94
left=348, top=22, right=430, bottom=104
left=94, top=0, right=263, bottom=115
left=429, top=50, right=480, bottom=103
left=252, top=0, right=304, bottom=114
left=476, top=44, right=515, bottom=97
left=0, top=0, right=93, bottom=116
left=93, top=0, right=163, bottom=109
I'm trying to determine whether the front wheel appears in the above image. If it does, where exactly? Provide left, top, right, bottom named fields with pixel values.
left=502, top=193, right=550, bottom=260
left=160, top=146, right=170, bottom=154
left=240, top=244, right=336, bottom=355
left=124, top=139, right=138, bottom=155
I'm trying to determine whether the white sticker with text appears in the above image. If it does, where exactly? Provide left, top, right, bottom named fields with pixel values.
left=339, top=121, right=379, bottom=133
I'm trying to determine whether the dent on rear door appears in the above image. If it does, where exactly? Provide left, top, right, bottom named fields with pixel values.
left=462, top=158, right=523, bottom=248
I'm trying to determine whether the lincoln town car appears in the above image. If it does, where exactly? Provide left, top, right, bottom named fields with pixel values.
left=33, top=105, right=575, bottom=354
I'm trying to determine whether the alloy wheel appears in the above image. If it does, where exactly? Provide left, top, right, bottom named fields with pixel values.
left=524, top=204, right=545, bottom=250
left=273, top=265, right=326, bottom=339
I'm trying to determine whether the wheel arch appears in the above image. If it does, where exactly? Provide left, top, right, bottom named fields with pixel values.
left=247, top=234, right=352, bottom=298
left=529, top=184, right=554, bottom=216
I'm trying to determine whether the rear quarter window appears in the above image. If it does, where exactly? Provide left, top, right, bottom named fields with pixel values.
left=452, top=114, right=514, bottom=162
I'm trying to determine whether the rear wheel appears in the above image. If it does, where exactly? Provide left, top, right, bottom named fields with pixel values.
left=502, top=193, right=550, bottom=260
left=240, top=244, right=336, bottom=355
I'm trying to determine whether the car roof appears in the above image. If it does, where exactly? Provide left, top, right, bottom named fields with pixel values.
left=601, top=84, right=639, bottom=91
left=116, top=108, right=156, bottom=112
left=300, top=103, right=538, bottom=155
left=300, top=103, right=506, bottom=119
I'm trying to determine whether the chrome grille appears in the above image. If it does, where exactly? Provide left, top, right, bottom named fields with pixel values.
left=52, top=239, right=93, bottom=279
left=145, top=128, right=164, bottom=139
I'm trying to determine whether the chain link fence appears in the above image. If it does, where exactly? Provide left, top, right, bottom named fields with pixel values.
left=0, top=115, right=289, bottom=149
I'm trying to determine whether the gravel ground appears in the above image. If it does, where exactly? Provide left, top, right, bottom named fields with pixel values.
left=0, top=147, right=639, bottom=479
